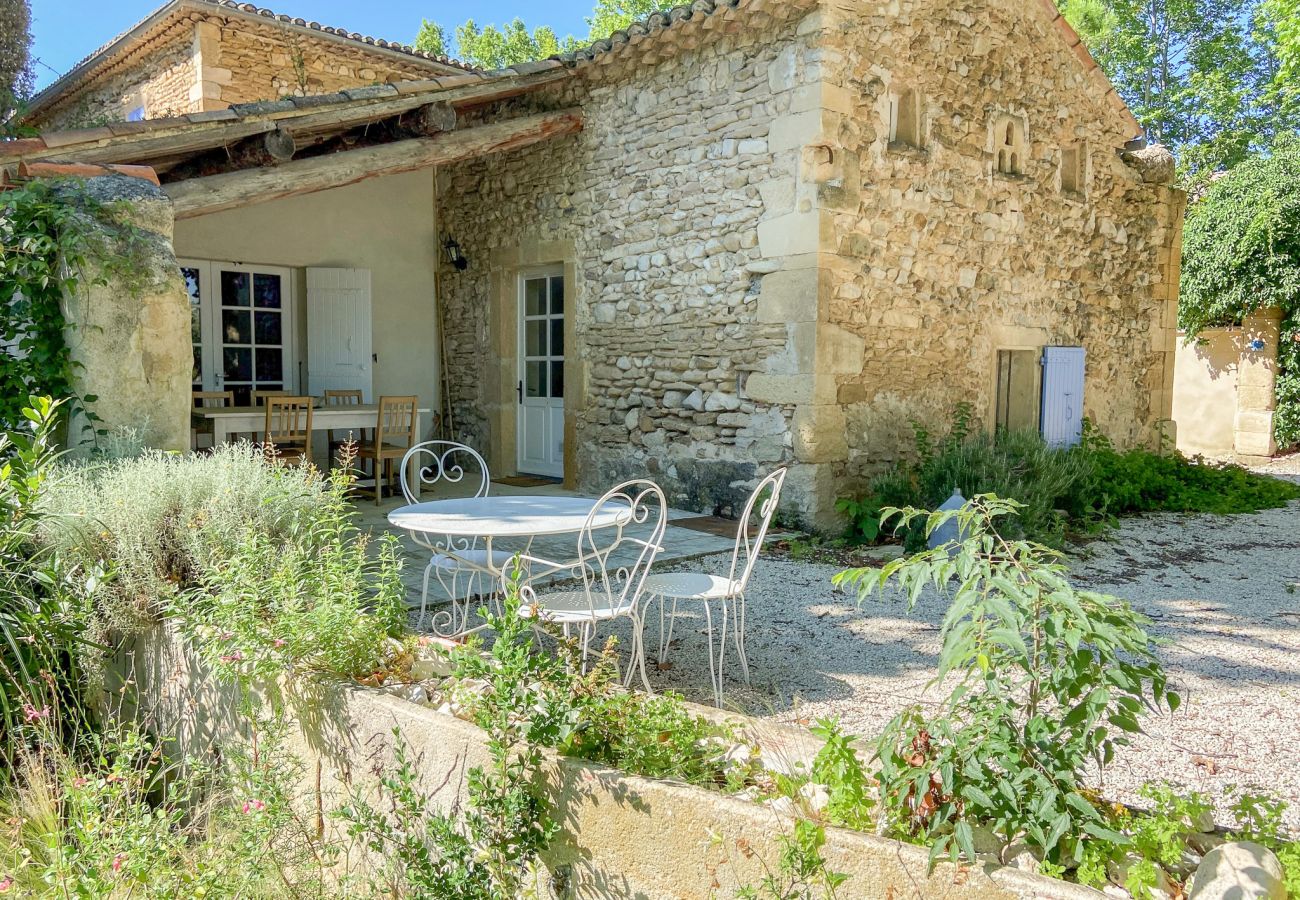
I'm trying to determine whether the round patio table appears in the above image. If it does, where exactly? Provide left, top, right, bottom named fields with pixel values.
left=387, top=495, right=632, bottom=635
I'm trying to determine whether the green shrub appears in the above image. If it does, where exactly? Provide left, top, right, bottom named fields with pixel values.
left=0, top=721, right=336, bottom=898
left=185, top=462, right=408, bottom=684
left=835, top=496, right=1177, bottom=869
left=0, top=397, right=92, bottom=764
left=838, top=412, right=1300, bottom=549
left=37, top=444, right=326, bottom=643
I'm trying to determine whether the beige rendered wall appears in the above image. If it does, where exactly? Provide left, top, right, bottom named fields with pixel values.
left=1172, top=308, right=1284, bottom=459
left=172, top=169, right=442, bottom=418
left=1172, top=330, right=1241, bottom=457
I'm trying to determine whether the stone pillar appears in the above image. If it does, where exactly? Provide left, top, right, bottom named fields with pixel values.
left=60, top=176, right=191, bottom=454
left=1234, top=306, right=1283, bottom=460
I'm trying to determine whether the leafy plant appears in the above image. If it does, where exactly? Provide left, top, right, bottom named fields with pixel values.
left=0, top=180, right=153, bottom=439
left=1180, top=139, right=1300, bottom=447
left=0, top=721, right=337, bottom=898
left=185, top=458, right=408, bottom=684
left=735, top=818, right=849, bottom=900
left=0, top=397, right=93, bottom=765
left=808, top=719, right=873, bottom=832
left=833, top=495, right=1177, bottom=869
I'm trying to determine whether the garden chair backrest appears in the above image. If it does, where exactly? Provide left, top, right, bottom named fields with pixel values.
left=264, top=396, right=312, bottom=451
left=726, top=467, right=788, bottom=594
left=374, top=396, right=419, bottom=452
left=193, top=390, right=234, bottom=409
left=572, top=479, right=667, bottom=620
left=399, top=440, right=492, bottom=503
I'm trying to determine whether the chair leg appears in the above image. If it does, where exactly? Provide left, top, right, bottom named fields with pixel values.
left=626, top=607, right=654, bottom=694
left=420, top=559, right=435, bottom=629
left=702, top=600, right=721, bottom=708
left=732, top=592, right=751, bottom=685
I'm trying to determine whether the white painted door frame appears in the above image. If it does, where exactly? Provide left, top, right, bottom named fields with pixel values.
left=516, top=265, right=565, bottom=478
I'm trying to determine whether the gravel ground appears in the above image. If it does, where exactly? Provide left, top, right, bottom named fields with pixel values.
left=605, top=480, right=1300, bottom=827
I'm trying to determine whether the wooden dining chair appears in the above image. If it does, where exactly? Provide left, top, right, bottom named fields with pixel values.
left=252, top=390, right=290, bottom=406
left=323, top=389, right=366, bottom=465
left=192, top=390, right=234, bottom=451
left=355, top=395, right=418, bottom=504
left=263, top=396, right=313, bottom=465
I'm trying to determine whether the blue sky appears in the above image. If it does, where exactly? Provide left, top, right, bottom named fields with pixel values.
left=29, top=0, right=597, bottom=89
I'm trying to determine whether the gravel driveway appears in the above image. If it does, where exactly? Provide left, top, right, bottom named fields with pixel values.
left=613, top=480, right=1300, bottom=827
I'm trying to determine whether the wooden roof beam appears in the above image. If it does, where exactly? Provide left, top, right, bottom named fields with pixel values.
left=164, top=108, right=582, bottom=220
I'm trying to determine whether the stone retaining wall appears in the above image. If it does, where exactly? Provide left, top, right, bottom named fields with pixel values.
left=115, top=624, right=1103, bottom=899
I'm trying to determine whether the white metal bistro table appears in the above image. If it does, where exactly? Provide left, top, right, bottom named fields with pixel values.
left=387, top=495, right=632, bottom=634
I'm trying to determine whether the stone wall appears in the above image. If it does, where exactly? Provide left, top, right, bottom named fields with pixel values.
left=193, top=18, right=445, bottom=109
left=61, top=176, right=191, bottom=453
left=436, top=11, right=818, bottom=516
left=816, top=0, right=1186, bottom=489
left=114, top=624, right=1102, bottom=900
left=37, top=36, right=200, bottom=130
left=437, top=1, right=1184, bottom=527
left=33, top=17, right=445, bottom=130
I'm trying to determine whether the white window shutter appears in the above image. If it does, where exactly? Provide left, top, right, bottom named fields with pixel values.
left=306, top=268, right=373, bottom=399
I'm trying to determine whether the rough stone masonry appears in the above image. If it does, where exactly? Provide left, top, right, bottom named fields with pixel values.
left=437, top=0, right=1186, bottom=529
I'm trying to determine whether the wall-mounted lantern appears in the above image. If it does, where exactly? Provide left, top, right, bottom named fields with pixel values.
left=442, top=237, right=469, bottom=272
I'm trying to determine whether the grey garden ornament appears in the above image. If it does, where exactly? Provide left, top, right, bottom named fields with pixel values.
left=927, top=488, right=967, bottom=551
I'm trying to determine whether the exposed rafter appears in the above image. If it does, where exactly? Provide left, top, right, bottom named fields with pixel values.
left=164, top=109, right=583, bottom=219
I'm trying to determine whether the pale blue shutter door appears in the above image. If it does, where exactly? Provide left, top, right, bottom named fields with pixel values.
left=1040, top=347, right=1086, bottom=448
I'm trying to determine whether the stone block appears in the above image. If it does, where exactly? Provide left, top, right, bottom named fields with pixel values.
left=1189, top=842, right=1286, bottom=900
left=756, top=268, right=818, bottom=324
left=757, top=210, right=825, bottom=258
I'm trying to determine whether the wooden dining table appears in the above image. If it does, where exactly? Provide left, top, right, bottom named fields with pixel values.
left=193, top=402, right=431, bottom=496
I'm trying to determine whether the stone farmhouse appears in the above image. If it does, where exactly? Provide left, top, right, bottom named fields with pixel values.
left=3, top=0, right=1187, bottom=528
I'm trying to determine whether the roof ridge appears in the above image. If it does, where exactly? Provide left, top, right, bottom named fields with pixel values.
left=30, top=0, right=475, bottom=115
left=557, top=0, right=741, bottom=65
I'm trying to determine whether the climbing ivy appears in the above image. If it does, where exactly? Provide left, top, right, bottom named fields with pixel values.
left=0, top=179, right=147, bottom=438
left=1180, top=140, right=1300, bottom=448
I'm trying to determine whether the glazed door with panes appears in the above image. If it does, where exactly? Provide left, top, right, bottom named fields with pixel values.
left=182, top=260, right=296, bottom=406
left=516, top=268, right=565, bottom=478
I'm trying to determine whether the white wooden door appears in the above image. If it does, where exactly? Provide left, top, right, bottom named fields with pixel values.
left=517, top=268, right=565, bottom=478
left=306, top=268, right=373, bottom=399
left=182, top=259, right=297, bottom=405
left=1040, top=346, right=1086, bottom=448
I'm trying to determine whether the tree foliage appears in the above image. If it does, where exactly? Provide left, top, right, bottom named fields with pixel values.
left=1056, top=0, right=1300, bottom=179
left=1180, top=141, right=1300, bottom=446
left=417, top=0, right=675, bottom=70
left=0, top=0, right=33, bottom=116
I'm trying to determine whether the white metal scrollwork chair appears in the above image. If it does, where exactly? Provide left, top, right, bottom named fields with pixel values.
left=509, top=480, right=667, bottom=688
left=642, top=467, right=788, bottom=706
left=398, top=441, right=512, bottom=635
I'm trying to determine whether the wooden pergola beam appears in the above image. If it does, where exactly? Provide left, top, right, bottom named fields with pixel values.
left=164, top=109, right=582, bottom=219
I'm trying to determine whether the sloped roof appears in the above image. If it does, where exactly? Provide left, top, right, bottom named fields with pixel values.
left=4, top=64, right=569, bottom=176
left=29, top=0, right=472, bottom=118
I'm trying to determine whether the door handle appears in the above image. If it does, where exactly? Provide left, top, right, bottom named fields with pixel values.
left=517, top=381, right=524, bottom=404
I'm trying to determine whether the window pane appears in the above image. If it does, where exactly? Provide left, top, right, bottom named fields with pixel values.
left=525, top=279, right=546, bottom=316
left=549, top=276, right=564, bottom=314
left=222, top=309, right=251, bottom=345
left=231, top=386, right=252, bottom=407
left=191, top=305, right=203, bottom=343
left=254, top=311, right=282, bottom=346
left=525, top=320, right=546, bottom=357
left=550, top=318, right=564, bottom=359
left=253, top=274, right=282, bottom=309
left=223, top=347, right=251, bottom=380
left=183, top=267, right=200, bottom=301
left=255, top=348, right=283, bottom=382
left=192, top=346, right=202, bottom=384
left=526, top=361, right=545, bottom=398
left=221, top=271, right=250, bottom=307
left=550, top=361, right=564, bottom=399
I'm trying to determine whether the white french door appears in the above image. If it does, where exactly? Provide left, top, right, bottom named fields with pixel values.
left=181, top=259, right=297, bottom=406
left=516, top=267, right=565, bottom=478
